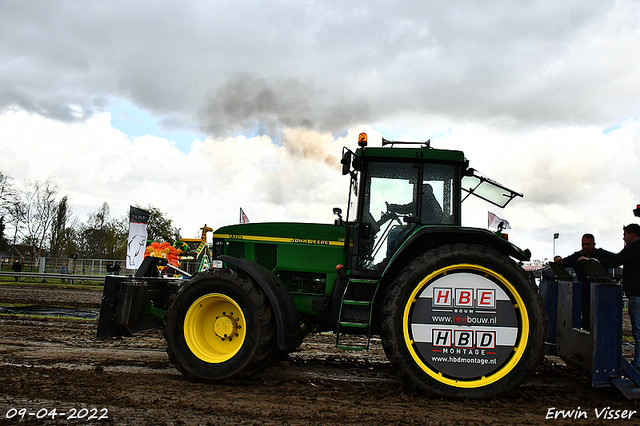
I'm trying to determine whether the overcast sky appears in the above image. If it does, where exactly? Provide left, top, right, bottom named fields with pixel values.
left=1, top=0, right=639, bottom=261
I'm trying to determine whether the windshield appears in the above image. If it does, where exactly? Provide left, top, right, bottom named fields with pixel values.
left=462, top=171, right=522, bottom=208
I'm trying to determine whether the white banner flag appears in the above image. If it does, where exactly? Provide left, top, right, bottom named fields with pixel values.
left=488, top=211, right=511, bottom=230
left=126, top=207, right=150, bottom=270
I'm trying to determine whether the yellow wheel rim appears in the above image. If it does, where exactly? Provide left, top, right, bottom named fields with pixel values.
left=403, top=264, right=529, bottom=389
left=184, top=293, right=247, bottom=363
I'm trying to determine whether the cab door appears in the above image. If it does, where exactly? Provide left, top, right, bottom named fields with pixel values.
left=355, top=161, right=420, bottom=272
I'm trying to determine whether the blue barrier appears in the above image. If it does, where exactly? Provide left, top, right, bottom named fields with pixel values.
left=542, top=261, right=640, bottom=399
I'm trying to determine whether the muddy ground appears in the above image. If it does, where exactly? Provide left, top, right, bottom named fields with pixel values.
left=1, top=283, right=639, bottom=425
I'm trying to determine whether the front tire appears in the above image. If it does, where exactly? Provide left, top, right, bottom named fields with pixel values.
left=381, top=244, right=545, bottom=399
left=164, top=268, right=276, bottom=381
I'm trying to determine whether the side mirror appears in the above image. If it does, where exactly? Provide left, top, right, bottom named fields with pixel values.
left=341, top=151, right=352, bottom=175
left=333, top=207, right=343, bottom=226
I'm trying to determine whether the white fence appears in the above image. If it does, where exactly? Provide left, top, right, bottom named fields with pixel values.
left=50, top=257, right=127, bottom=276
left=2, top=256, right=204, bottom=277
left=1, top=257, right=127, bottom=276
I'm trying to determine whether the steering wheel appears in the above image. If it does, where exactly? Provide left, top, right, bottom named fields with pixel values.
left=381, top=202, right=402, bottom=226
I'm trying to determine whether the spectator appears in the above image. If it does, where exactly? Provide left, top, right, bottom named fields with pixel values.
left=558, top=233, right=613, bottom=329
left=60, top=264, right=68, bottom=283
left=11, top=259, right=22, bottom=282
left=583, top=224, right=640, bottom=368
left=113, top=262, right=121, bottom=275
left=106, top=262, right=113, bottom=275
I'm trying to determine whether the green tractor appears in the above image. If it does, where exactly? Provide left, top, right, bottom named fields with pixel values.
left=98, top=133, right=545, bottom=399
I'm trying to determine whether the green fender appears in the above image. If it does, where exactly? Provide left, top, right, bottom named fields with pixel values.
left=219, top=255, right=303, bottom=351
left=383, top=226, right=531, bottom=281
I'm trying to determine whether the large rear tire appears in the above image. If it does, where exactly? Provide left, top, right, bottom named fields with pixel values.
left=381, top=244, right=545, bottom=399
left=164, top=268, right=276, bottom=381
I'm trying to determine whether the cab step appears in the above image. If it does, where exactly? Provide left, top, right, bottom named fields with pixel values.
left=335, top=278, right=379, bottom=351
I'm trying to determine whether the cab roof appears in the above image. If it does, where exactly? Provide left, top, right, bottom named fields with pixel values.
left=355, top=146, right=466, bottom=163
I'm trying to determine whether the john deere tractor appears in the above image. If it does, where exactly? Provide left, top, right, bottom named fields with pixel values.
left=98, top=133, right=545, bottom=399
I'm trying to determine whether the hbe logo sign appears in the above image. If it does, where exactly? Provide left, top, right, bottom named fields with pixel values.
left=432, top=287, right=496, bottom=309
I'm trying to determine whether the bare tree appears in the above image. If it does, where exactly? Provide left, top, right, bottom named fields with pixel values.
left=0, top=172, right=16, bottom=249
left=16, top=177, right=59, bottom=255
left=0, top=172, right=15, bottom=213
left=0, top=216, right=8, bottom=251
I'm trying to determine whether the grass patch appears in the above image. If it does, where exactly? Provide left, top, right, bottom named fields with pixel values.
left=0, top=312, right=96, bottom=321
left=0, top=279, right=103, bottom=291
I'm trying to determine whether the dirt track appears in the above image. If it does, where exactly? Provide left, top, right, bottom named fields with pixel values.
left=1, top=284, right=640, bottom=425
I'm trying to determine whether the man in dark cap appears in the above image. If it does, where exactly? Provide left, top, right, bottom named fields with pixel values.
left=585, top=224, right=640, bottom=368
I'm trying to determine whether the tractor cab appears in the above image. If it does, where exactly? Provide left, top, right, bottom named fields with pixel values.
left=339, top=133, right=523, bottom=274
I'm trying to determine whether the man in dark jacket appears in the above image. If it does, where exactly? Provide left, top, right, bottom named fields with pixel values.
left=588, top=224, right=640, bottom=368
left=558, top=233, right=614, bottom=329
left=11, top=259, right=22, bottom=282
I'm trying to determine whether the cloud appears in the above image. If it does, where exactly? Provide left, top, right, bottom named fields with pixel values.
left=2, top=1, right=638, bottom=137
left=447, top=119, right=640, bottom=258
left=2, top=0, right=640, bottom=260
left=0, top=109, right=356, bottom=236
left=2, top=107, right=640, bottom=260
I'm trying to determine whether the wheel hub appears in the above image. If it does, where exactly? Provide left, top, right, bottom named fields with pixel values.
left=214, top=313, right=239, bottom=340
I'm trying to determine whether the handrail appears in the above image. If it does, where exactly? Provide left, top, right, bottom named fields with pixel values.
left=0, top=271, right=106, bottom=283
